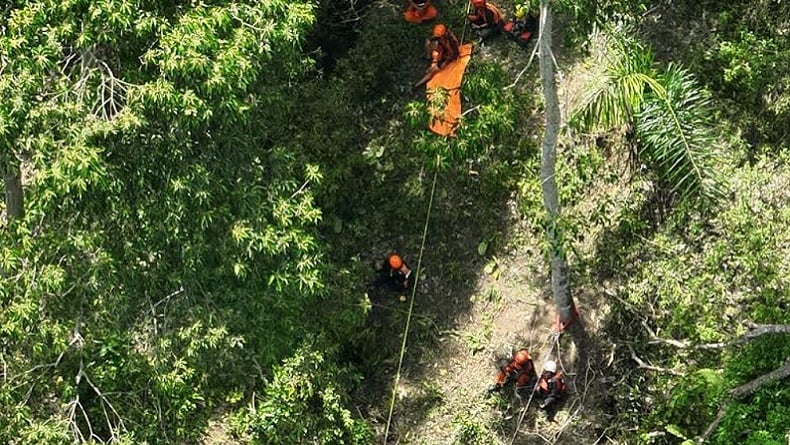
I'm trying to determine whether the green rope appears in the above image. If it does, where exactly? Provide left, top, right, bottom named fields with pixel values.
left=382, top=153, right=441, bottom=444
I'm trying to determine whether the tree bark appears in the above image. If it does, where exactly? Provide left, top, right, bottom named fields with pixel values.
left=698, top=358, right=790, bottom=443
left=538, top=1, right=576, bottom=329
left=729, top=357, right=790, bottom=398
left=647, top=323, right=790, bottom=349
left=2, top=160, right=24, bottom=221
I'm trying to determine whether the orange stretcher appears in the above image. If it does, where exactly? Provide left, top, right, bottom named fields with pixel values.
left=426, top=43, right=473, bottom=137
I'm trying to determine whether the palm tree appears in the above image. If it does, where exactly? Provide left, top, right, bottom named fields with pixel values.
left=571, top=27, right=726, bottom=206
left=538, top=0, right=579, bottom=334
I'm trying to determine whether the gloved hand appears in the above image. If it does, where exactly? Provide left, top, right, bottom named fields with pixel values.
left=538, top=401, right=547, bottom=409
left=487, top=384, right=500, bottom=394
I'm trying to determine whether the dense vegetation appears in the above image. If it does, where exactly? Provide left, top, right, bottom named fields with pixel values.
left=1, top=0, right=788, bottom=444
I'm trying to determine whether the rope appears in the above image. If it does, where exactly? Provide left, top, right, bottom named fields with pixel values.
left=382, top=153, right=441, bottom=444
left=507, top=330, right=562, bottom=445
left=460, top=0, right=473, bottom=45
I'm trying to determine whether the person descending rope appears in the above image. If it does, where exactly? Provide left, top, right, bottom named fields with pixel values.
left=467, top=0, right=504, bottom=44
left=414, top=24, right=461, bottom=88
left=503, top=3, right=538, bottom=48
left=488, top=349, right=537, bottom=394
left=372, top=252, right=413, bottom=292
left=535, top=360, right=566, bottom=420
left=403, top=0, right=438, bottom=23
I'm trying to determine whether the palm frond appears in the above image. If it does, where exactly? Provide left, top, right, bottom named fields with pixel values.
left=635, top=64, right=727, bottom=204
left=570, top=27, right=657, bottom=131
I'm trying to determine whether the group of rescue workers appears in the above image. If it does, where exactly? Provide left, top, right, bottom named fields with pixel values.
left=408, top=0, right=540, bottom=87
left=489, top=348, right=566, bottom=419
left=367, top=0, right=556, bottom=422
left=372, top=253, right=567, bottom=419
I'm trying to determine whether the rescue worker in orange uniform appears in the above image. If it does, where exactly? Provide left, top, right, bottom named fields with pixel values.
left=467, top=0, right=503, bottom=44
left=372, top=252, right=413, bottom=292
left=488, top=349, right=537, bottom=394
left=403, top=0, right=438, bottom=23
left=535, top=360, right=566, bottom=420
left=414, top=24, right=461, bottom=88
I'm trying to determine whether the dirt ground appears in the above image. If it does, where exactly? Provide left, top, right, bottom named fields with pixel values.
left=369, top=207, right=614, bottom=445
left=361, top=32, right=634, bottom=444
left=200, top=13, right=631, bottom=445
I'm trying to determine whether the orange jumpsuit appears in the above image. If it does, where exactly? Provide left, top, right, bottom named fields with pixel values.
left=425, top=31, right=460, bottom=71
left=494, top=349, right=536, bottom=389
left=404, top=0, right=438, bottom=23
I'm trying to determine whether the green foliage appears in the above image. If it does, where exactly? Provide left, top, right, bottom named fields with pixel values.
left=663, top=369, right=725, bottom=432
left=606, top=152, right=790, bottom=443
left=571, top=26, right=726, bottom=206
left=451, top=409, right=498, bottom=445
left=572, top=29, right=658, bottom=130
left=714, top=396, right=790, bottom=445
left=0, top=0, right=378, bottom=443
left=552, top=0, right=652, bottom=45
left=690, top=3, right=790, bottom=151
left=230, top=342, right=373, bottom=445
left=636, top=65, right=726, bottom=204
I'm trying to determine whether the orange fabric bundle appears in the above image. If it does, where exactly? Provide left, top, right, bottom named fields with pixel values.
left=404, top=3, right=438, bottom=23
left=426, top=43, right=473, bottom=136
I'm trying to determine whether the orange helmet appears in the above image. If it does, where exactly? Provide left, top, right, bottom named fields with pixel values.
left=388, top=254, right=403, bottom=269
left=472, top=0, right=486, bottom=6
left=515, top=349, right=531, bottom=364
left=432, top=24, right=447, bottom=37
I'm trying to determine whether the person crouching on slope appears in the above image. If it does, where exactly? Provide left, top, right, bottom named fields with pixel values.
left=467, top=0, right=503, bottom=44
left=404, top=0, right=438, bottom=23
left=504, top=4, right=538, bottom=48
left=535, top=360, right=566, bottom=420
left=488, top=349, right=537, bottom=394
left=372, top=252, right=413, bottom=292
left=414, top=24, right=460, bottom=89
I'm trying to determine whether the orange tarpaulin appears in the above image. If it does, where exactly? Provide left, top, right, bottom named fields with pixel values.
left=426, top=44, right=473, bottom=136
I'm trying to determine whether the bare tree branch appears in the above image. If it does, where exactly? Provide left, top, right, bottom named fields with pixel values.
left=697, top=408, right=727, bottom=444
left=697, top=358, right=790, bottom=443
left=628, top=344, right=684, bottom=376
left=645, top=321, right=790, bottom=350
left=505, top=41, right=540, bottom=90
left=729, top=358, right=790, bottom=398
left=80, top=370, right=127, bottom=434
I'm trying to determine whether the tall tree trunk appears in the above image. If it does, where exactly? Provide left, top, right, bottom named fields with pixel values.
left=2, top=159, right=24, bottom=221
left=538, top=1, right=575, bottom=328
left=537, top=1, right=592, bottom=382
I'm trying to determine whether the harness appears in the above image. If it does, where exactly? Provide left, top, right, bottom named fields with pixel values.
left=538, top=371, right=566, bottom=393
left=430, top=34, right=459, bottom=66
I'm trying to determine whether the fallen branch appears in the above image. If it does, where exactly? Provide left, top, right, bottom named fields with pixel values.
left=505, top=41, right=540, bottom=90
left=729, top=357, right=790, bottom=399
left=627, top=344, right=683, bottom=376
left=697, top=408, right=726, bottom=444
left=697, top=358, right=790, bottom=443
left=645, top=322, right=790, bottom=350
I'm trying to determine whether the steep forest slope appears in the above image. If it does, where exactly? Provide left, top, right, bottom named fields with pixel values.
left=1, top=1, right=789, bottom=445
